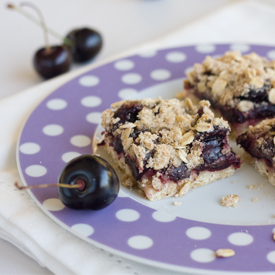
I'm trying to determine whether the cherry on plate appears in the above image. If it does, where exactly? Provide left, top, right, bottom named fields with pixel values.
left=58, top=155, right=119, bottom=210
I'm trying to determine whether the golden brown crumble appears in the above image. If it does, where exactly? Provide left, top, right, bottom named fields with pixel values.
left=185, top=51, right=275, bottom=108
left=101, top=98, right=230, bottom=174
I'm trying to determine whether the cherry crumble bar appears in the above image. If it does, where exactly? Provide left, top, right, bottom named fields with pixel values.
left=237, top=118, right=275, bottom=186
left=183, top=51, right=275, bottom=136
left=99, top=97, right=241, bottom=201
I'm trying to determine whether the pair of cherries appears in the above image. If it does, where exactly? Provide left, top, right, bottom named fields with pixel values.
left=8, top=3, right=103, bottom=79
left=17, top=155, right=120, bottom=211
left=34, top=27, right=102, bottom=79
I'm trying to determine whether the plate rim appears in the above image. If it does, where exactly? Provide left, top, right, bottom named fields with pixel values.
left=16, top=43, right=275, bottom=274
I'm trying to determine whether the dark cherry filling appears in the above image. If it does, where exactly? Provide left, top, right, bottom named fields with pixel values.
left=196, top=128, right=240, bottom=171
left=188, top=79, right=275, bottom=123
left=103, top=128, right=240, bottom=183
left=113, top=135, right=124, bottom=155
left=239, top=80, right=270, bottom=103
left=237, top=133, right=274, bottom=167
left=125, top=156, right=139, bottom=179
left=114, top=103, right=143, bottom=124
left=165, top=162, right=190, bottom=182
left=222, top=105, right=275, bottom=124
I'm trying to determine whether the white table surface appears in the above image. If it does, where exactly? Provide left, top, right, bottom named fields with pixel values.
left=0, top=0, right=248, bottom=273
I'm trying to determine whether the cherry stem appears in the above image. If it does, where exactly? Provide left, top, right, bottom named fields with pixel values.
left=7, top=3, right=72, bottom=47
left=15, top=182, right=84, bottom=190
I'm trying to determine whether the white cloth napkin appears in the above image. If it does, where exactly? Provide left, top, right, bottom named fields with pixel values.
left=2, top=0, right=275, bottom=274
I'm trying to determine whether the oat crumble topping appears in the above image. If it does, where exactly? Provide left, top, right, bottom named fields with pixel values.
left=101, top=98, right=230, bottom=174
left=186, top=51, right=275, bottom=108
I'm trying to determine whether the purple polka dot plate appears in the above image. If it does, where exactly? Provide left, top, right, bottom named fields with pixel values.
left=17, top=44, right=275, bottom=274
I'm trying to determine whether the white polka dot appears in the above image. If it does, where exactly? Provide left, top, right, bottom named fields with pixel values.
left=114, top=60, right=134, bottom=71
left=228, top=232, right=253, bottom=246
left=121, top=73, right=142, bottom=85
left=150, top=69, right=171, bottom=81
left=118, top=88, right=138, bottom=99
left=79, top=75, right=99, bottom=87
left=272, top=228, right=275, bottom=233
left=128, top=235, right=153, bottom=249
left=43, top=124, right=63, bottom=136
left=184, top=66, right=193, bottom=75
left=118, top=189, right=128, bottom=197
left=62, top=152, right=81, bottom=163
left=46, top=99, right=67, bottom=110
left=25, top=165, right=47, bottom=177
left=81, top=96, right=102, bottom=107
left=230, top=44, right=250, bottom=53
left=166, top=52, right=187, bottom=63
left=152, top=210, right=176, bottom=222
left=116, top=209, right=140, bottom=222
left=190, top=248, right=215, bottom=263
left=71, top=223, right=94, bottom=237
left=267, top=251, right=275, bottom=264
left=70, top=135, right=91, bottom=147
left=43, top=198, right=65, bottom=211
left=139, top=50, right=157, bottom=58
left=86, top=112, right=102, bottom=124
left=267, top=50, right=275, bottom=60
left=186, top=227, right=211, bottom=240
left=20, top=143, right=40, bottom=154
left=196, top=44, right=216, bottom=53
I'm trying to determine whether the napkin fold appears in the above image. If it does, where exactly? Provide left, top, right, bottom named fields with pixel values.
left=1, top=1, right=275, bottom=274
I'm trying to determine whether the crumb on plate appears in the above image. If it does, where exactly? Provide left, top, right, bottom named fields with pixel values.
left=215, top=249, right=235, bottom=258
left=221, top=194, right=239, bottom=207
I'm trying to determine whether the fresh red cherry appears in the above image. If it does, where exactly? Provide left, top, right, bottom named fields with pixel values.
left=33, top=45, right=71, bottom=79
left=65, top=28, right=103, bottom=63
left=58, top=155, right=119, bottom=210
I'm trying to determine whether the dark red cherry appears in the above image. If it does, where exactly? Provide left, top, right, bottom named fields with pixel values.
left=66, top=28, right=103, bottom=63
left=33, top=45, right=71, bottom=79
left=58, top=155, right=119, bottom=210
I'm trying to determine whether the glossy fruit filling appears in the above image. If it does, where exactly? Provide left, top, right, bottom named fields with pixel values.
left=195, top=129, right=240, bottom=171
left=114, top=103, right=143, bottom=124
